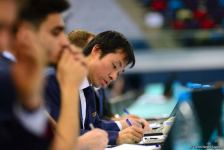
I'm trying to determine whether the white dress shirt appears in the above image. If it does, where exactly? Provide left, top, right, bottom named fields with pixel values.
left=79, top=78, right=89, bottom=129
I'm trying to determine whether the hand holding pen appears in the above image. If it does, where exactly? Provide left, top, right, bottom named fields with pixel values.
left=123, top=108, right=151, bottom=132
left=77, top=123, right=108, bottom=150
left=123, top=108, right=145, bottom=128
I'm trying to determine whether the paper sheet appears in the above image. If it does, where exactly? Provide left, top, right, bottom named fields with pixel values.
left=105, top=144, right=161, bottom=150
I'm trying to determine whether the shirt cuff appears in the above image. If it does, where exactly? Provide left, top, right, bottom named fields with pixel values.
left=13, top=104, right=48, bottom=137
left=115, top=121, right=122, bottom=130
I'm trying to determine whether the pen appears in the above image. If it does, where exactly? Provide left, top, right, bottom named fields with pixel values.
left=89, top=123, right=95, bottom=130
left=126, top=118, right=132, bottom=126
left=123, top=108, right=130, bottom=115
left=124, top=108, right=145, bottom=128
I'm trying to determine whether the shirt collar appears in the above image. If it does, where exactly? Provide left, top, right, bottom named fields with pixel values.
left=94, top=87, right=100, bottom=91
left=79, top=77, right=91, bottom=90
left=2, top=50, right=16, bottom=62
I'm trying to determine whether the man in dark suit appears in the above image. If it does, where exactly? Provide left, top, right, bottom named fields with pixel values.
left=67, top=30, right=140, bottom=121
left=0, top=0, right=99, bottom=150
left=45, top=31, right=150, bottom=145
left=0, top=0, right=53, bottom=149
left=0, top=0, right=18, bottom=121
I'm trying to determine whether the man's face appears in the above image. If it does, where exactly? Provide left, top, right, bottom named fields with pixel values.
left=88, top=48, right=127, bottom=88
left=36, top=13, right=69, bottom=64
left=0, top=0, right=17, bottom=50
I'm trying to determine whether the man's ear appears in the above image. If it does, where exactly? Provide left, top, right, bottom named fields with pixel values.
left=91, top=44, right=101, bottom=58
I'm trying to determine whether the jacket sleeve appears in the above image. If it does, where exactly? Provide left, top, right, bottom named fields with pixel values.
left=80, top=129, right=118, bottom=145
left=94, top=118, right=120, bottom=131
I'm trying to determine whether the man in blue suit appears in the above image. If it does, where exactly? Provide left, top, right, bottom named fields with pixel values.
left=0, top=0, right=18, bottom=121
left=0, top=0, right=107, bottom=150
left=0, top=0, right=53, bottom=149
left=45, top=31, right=150, bottom=145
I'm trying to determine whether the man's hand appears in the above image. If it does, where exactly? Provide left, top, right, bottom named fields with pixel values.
left=138, top=118, right=151, bottom=132
left=53, top=45, right=88, bottom=150
left=78, top=129, right=108, bottom=150
left=57, top=45, right=88, bottom=90
left=119, top=117, right=151, bottom=133
left=12, top=25, right=47, bottom=110
left=116, top=126, right=144, bottom=144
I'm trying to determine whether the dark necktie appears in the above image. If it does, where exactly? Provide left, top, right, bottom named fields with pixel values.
left=83, top=86, right=96, bottom=129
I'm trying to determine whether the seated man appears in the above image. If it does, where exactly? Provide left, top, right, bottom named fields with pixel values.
left=0, top=1, right=52, bottom=149
left=0, top=0, right=107, bottom=150
left=45, top=30, right=150, bottom=145
left=68, top=29, right=95, bottom=50
left=68, top=30, right=146, bottom=121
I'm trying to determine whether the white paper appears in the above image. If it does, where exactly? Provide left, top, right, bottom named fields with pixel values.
left=105, top=144, right=161, bottom=150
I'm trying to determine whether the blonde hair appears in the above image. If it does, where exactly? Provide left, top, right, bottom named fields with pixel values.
left=68, top=30, right=95, bottom=48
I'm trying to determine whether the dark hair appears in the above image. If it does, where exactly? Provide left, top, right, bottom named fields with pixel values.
left=83, top=31, right=135, bottom=68
left=19, top=0, right=69, bottom=28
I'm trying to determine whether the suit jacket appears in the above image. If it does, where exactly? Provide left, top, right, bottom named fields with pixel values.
left=0, top=53, right=52, bottom=149
left=94, top=88, right=114, bottom=119
left=44, top=69, right=120, bottom=145
left=0, top=119, right=52, bottom=150
left=0, top=53, right=16, bottom=120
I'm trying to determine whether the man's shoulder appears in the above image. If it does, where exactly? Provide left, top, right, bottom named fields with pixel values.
left=0, top=58, right=13, bottom=83
left=0, top=58, right=11, bottom=72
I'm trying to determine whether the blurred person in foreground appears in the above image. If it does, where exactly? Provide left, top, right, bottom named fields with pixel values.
left=16, top=0, right=108, bottom=149
left=0, top=0, right=54, bottom=149
left=0, top=0, right=108, bottom=150
left=35, top=24, right=108, bottom=150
